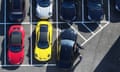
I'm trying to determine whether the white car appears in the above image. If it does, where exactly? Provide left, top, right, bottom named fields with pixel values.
left=36, top=0, right=53, bottom=19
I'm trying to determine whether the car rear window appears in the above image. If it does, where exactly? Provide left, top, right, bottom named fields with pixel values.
left=12, top=0, right=21, bottom=10
left=37, top=0, right=50, bottom=7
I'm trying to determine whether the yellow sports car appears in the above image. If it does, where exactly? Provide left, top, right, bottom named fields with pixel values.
left=34, top=21, right=53, bottom=61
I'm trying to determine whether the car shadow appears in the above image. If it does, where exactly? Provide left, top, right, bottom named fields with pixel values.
left=58, top=23, right=72, bottom=30
left=0, top=38, right=5, bottom=66
left=76, top=23, right=99, bottom=33
left=94, top=36, right=120, bottom=72
left=0, top=0, right=4, bottom=22
left=0, top=24, right=4, bottom=36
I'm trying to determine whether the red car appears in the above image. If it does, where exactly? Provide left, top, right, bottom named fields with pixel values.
left=7, top=25, right=25, bottom=64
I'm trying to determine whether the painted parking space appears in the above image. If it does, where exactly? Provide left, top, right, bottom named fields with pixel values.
left=0, top=1, right=119, bottom=72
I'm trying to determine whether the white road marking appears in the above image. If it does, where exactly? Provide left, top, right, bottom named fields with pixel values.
left=70, top=25, right=87, bottom=41
left=108, top=0, right=111, bottom=21
left=81, top=22, right=110, bottom=46
left=81, top=23, right=95, bottom=35
left=0, top=64, right=56, bottom=67
left=30, top=0, right=33, bottom=65
left=82, top=0, right=84, bottom=21
left=30, top=24, right=32, bottom=65
left=56, top=0, right=59, bottom=49
left=4, top=0, right=6, bottom=65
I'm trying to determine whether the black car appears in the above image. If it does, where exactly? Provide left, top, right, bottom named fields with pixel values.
left=115, top=0, right=120, bottom=11
left=9, top=0, right=25, bottom=22
left=60, top=0, right=77, bottom=23
left=56, top=29, right=80, bottom=68
left=87, top=0, right=104, bottom=21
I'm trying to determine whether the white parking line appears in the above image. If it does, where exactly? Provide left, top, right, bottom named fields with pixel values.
left=32, top=21, right=109, bottom=25
left=30, top=24, right=32, bottom=65
left=56, top=0, right=59, bottom=50
left=82, top=0, right=84, bottom=21
left=81, top=23, right=95, bottom=35
left=30, top=0, right=33, bottom=65
left=0, top=64, right=56, bottom=67
left=81, top=22, right=110, bottom=46
left=73, top=21, right=108, bottom=24
left=108, top=0, right=111, bottom=21
left=70, top=25, right=87, bottom=41
left=4, top=0, right=6, bottom=65
left=96, top=23, right=102, bottom=28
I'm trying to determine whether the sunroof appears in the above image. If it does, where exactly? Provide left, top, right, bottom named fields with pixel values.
left=40, top=25, right=48, bottom=32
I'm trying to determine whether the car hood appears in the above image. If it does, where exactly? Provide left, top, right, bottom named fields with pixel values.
left=8, top=49, right=24, bottom=64
left=34, top=46, right=51, bottom=60
left=36, top=4, right=52, bottom=19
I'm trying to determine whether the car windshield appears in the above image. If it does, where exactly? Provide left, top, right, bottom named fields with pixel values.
left=9, top=31, right=22, bottom=52
left=36, top=0, right=50, bottom=7
left=88, top=1, right=102, bottom=10
left=37, top=25, right=49, bottom=48
left=10, top=45, right=21, bottom=52
left=11, top=0, right=22, bottom=10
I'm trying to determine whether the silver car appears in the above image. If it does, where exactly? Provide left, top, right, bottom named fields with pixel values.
left=36, top=0, right=53, bottom=19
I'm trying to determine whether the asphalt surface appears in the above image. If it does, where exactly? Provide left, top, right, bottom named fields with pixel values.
left=0, top=0, right=120, bottom=72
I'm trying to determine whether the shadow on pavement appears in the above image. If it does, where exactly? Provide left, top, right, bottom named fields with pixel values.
left=0, top=24, right=4, bottom=36
left=94, top=36, right=120, bottom=72
left=58, top=23, right=72, bottom=30
left=0, top=0, right=4, bottom=22
left=0, top=38, right=5, bottom=65
left=2, top=66, right=20, bottom=70
left=76, top=23, right=99, bottom=33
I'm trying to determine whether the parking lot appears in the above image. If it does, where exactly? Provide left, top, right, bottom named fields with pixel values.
left=0, top=0, right=120, bottom=72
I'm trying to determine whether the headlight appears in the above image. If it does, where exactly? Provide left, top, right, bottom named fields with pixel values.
left=19, top=58, right=23, bottom=62
left=48, top=54, right=50, bottom=57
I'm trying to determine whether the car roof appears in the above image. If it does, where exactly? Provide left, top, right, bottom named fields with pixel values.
left=39, top=32, right=48, bottom=42
left=10, top=31, right=22, bottom=45
left=60, top=40, right=75, bottom=60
